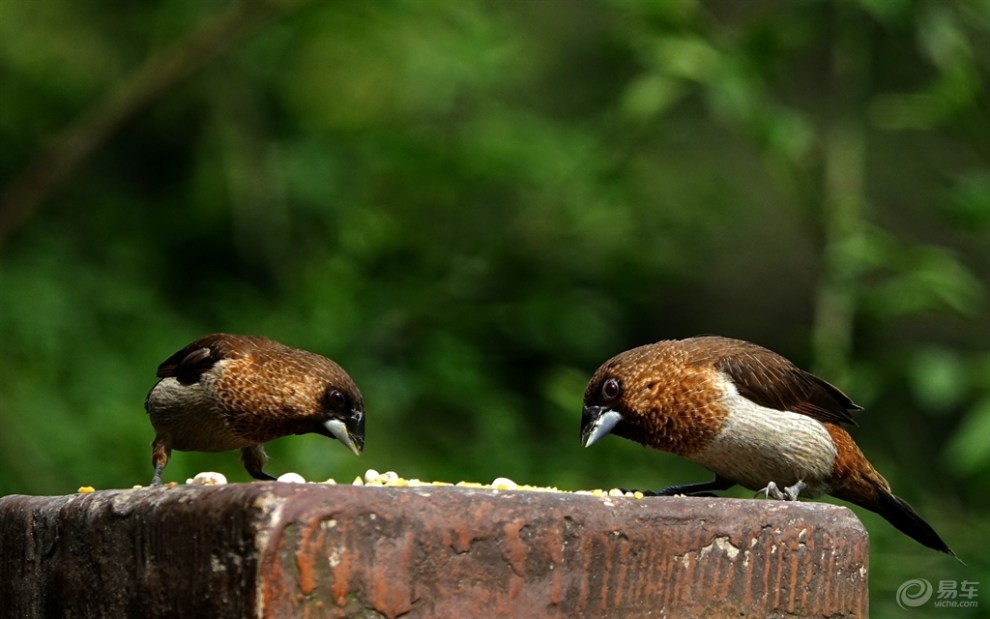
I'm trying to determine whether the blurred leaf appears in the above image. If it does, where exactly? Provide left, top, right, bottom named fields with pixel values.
left=946, top=395, right=990, bottom=476
left=705, top=56, right=760, bottom=124
left=606, top=0, right=699, bottom=26
left=856, top=0, right=913, bottom=23
left=917, top=4, right=971, bottom=71
left=652, top=35, right=721, bottom=81
left=753, top=105, right=814, bottom=163
left=909, top=348, right=967, bottom=413
left=871, top=5, right=981, bottom=131
left=860, top=229, right=985, bottom=318
left=946, top=170, right=990, bottom=230
left=871, top=68, right=979, bottom=130
left=621, top=73, right=686, bottom=121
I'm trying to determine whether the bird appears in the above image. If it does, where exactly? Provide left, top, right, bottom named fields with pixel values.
left=581, top=335, right=954, bottom=555
left=144, top=333, right=365, bottom=485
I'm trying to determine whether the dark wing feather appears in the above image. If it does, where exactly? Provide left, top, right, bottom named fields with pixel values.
left=705, top=339, right=861, bottom=426
left=155, top=334, right=246, bottom=385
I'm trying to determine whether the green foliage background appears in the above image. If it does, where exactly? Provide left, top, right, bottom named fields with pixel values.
left=1, top=1, right=988, bottom=614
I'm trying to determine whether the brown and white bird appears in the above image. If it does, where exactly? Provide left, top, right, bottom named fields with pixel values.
left=581, top=335, right=953, bottom=555
left=145, top=333, right=365, bottom=485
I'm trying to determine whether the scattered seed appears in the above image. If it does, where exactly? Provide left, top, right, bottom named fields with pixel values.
left=186, top=472, right=227, bottom=486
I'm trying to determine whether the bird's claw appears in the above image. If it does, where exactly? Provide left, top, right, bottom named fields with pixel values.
left=755, top=480, right=806, bottom=501
left=149, top=466, right=165, bottom=488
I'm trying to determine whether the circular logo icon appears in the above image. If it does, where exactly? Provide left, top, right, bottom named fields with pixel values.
left=897, top=578, right=933, bottom=609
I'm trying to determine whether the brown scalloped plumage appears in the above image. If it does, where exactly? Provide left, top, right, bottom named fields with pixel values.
left=145, top=333, right=365, bottom=485
left=583, top=335, right=954, bottom=555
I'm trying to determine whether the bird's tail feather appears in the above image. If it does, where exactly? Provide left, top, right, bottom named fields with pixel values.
left=859, top=487, right=955, bottom=557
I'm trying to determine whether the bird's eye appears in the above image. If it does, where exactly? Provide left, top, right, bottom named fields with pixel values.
left=325, top=388, right=347, bottom=410
left=602, top=378, right=620, bottom=400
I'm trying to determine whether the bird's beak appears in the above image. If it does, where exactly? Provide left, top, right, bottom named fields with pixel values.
left=324, top=408, right=365, bottom=456
left=581, top=405, right=623, bottom=448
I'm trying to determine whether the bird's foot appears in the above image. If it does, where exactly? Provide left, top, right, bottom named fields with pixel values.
left=756, top=480, right=806, bottom=501
left=149, top=465, right=165, bottom=487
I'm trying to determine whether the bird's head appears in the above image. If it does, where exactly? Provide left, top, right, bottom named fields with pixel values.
left=581, top=346, right=655, bottom=448
left=581, top=342, right=707, bottom=453
left=314, top=379, right=366, bottom=456
left=582, top=375, right=630, bottom=449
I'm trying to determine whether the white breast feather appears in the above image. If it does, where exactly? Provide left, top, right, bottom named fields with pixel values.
left=146, top=360, right=247, bottom=451
left=689, top=376, right=838, bottom=496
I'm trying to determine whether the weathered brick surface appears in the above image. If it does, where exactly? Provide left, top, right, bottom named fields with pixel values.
left=0, top=484, right=869, bottom=618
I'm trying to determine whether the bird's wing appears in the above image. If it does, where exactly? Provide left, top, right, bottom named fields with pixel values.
left=713, top=349, right=861, bottom=426
left=156, top=334, right=237, bottom=384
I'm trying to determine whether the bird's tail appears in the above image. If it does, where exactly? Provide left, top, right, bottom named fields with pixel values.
left=855, top=485, right=955, bottom=557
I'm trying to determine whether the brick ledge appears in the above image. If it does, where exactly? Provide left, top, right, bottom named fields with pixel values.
left=0, top=483, right=869, bottom=618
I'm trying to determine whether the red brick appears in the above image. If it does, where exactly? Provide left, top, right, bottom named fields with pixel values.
left=0, top=483, right=869, bottom=617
